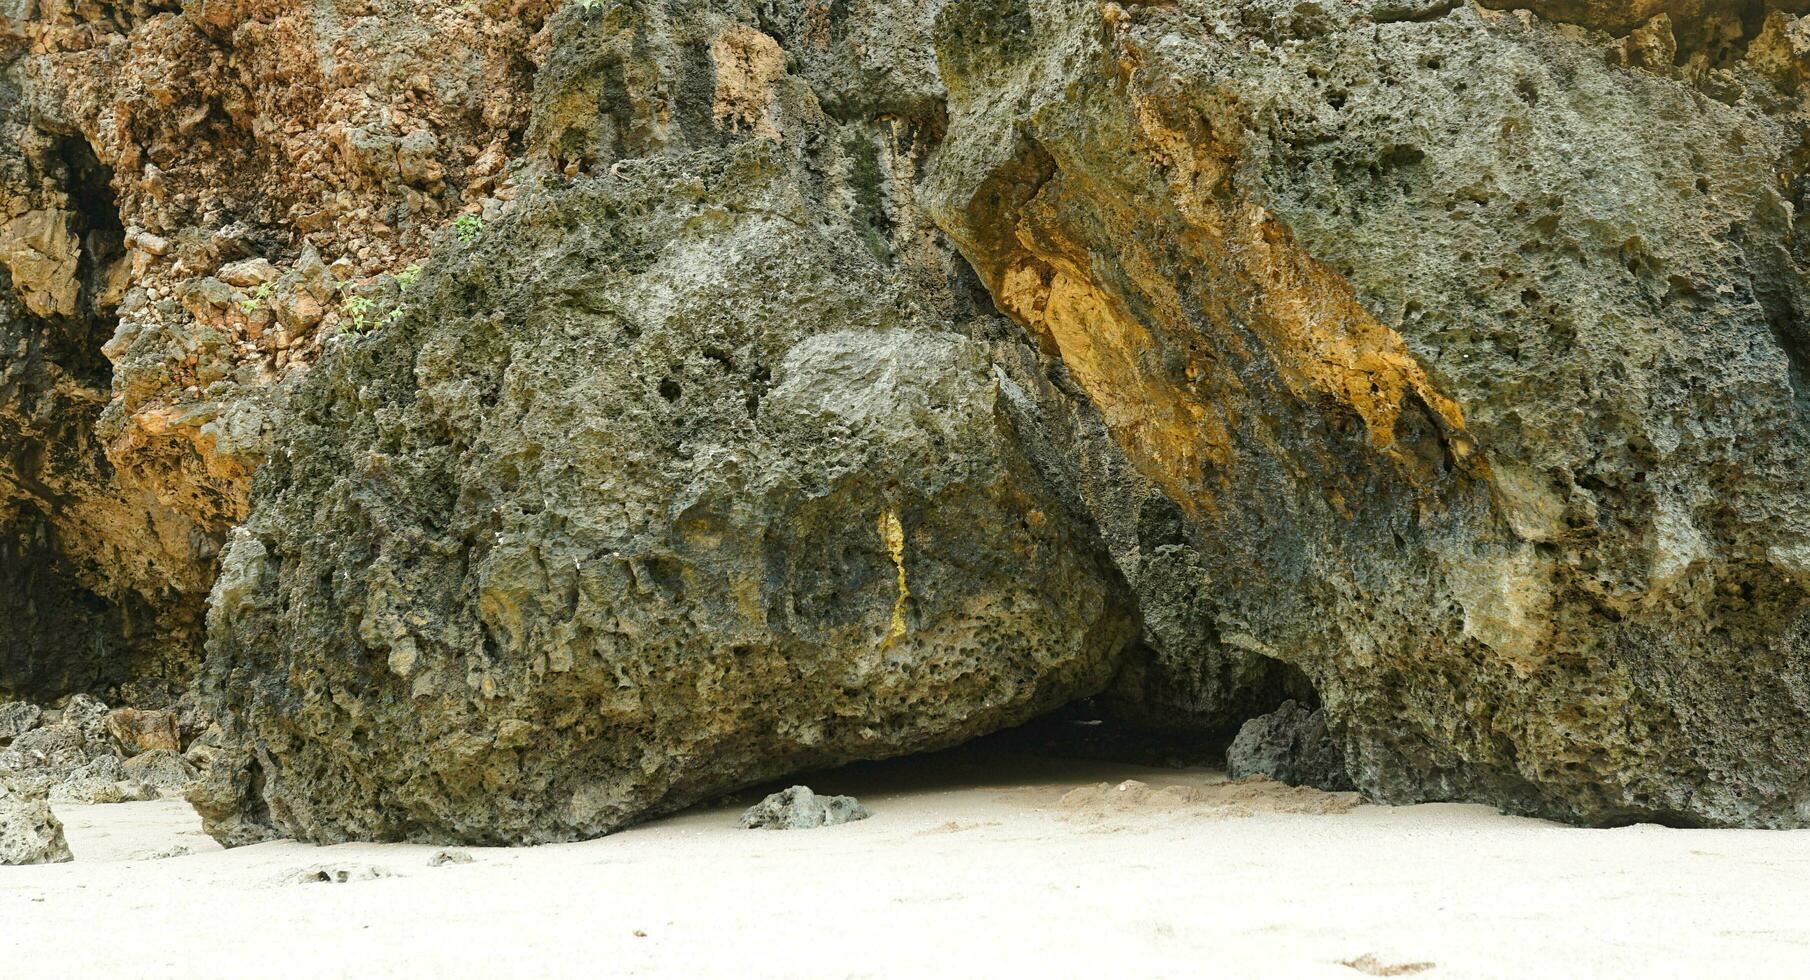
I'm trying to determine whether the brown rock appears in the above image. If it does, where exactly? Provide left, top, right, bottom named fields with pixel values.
left=105, top=708, right=181, bottom=756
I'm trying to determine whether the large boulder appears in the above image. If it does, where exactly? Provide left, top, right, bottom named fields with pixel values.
left=196, top=127, right=1136, bottom=844
left=927, top=0, right=1810, bottom=826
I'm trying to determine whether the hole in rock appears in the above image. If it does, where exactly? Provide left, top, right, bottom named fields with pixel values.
left=52, top=133, right=127, bottom=386
left=689, top=656, right=1341, bottom=824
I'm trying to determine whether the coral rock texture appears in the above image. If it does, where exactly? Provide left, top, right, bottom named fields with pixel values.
left=930, top=0, right=1810, bottom=826
left=194, top=0, right=1139, bottom=843
left=6, top=0, right=1810, bottom=840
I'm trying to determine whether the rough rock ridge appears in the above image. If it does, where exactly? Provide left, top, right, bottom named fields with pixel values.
left=928, top=0, right=1810, bottom=827
left=5, top=0, right=1810, bottom=841
left=192, top=0, right=1143, bottom=844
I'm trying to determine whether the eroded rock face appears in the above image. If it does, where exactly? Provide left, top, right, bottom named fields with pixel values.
left=13, top=0, right=1810, bottom=839
left=194, top=6, right=1140, bottom=840
left=1, top=0, right=556, bottom=699
left=928, top=0, right=1810, bottom=827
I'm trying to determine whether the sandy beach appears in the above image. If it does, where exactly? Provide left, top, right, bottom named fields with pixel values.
left=5, top=748, right=1807, bottom=978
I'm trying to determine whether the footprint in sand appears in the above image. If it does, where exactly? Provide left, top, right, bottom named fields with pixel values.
left=273, top=863, right=399, bottom=886
left=1339, top=953, right=1436, bottom=976
left=914, top=820, right=1001, bottom=836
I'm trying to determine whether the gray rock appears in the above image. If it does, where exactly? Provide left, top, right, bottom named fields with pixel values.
left=427, top=849, right=474, bottom=867
left=185, top=745, right=280, bottom=848
left=0, top=702, right=41, bottom=742
left=1227, top=701, right=1354, bottom=793
left=120, top=749, right=198, bottom=797
left=8, top=724, right=91, bottom=772
left=50, top=778, right=157, bottom=805
left=739, top=786, right=872, bottom=830
left=60, top=694, right=109, bottom=745
left=194, top=75, right=1137, bottom=845
left=66, top=754, right=123, bottom=782
left=0, top=790, right=72, bottom=864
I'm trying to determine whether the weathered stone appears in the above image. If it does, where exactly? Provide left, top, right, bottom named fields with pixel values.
left=7, top=724, right=91, bottom=772
left=185, top=745, right=279, bottom=848
left=50, top=776, right=157, bottom=805
left=739, top=786, right=871, bottom=830
left=120, top=748, right=197, bottom=796
left=43, top=751, right=156, bottom=804
left=217, top=259, right=279, bottom=288
left=12, top=0, right=1810, bottom=840
left=0, top=789, right=72, bottom=864
left=1227, top=701, right=1354, bottom=794
left=0, top=0, right=556, bottom=702
left=60, top=694, right=110, bottom=744
left=927, top=0, right=1810, bottom=827
left=196, top=131, right=1137, bottom=844
left=0, top=702, right=41, bottom=741
left=105, top=708, right=181, bottom=756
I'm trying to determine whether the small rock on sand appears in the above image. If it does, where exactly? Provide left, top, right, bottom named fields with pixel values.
left=428, top=849, right=474, bottom=867
left=276, top=863, right=397, bottom=885
left=0, top=788, right=73, bottom=865
left=739, top=786, right=871, bottom=830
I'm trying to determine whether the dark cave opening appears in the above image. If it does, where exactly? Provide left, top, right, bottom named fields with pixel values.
left=50, top=132, right=127, bottom=386
left=0, top=133, right=144, bottom=703
left=712, top=661, right=1342, bottom=828
left=0, top=508, right=139, bottom=702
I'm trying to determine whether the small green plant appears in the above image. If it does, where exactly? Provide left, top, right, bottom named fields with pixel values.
left=238, top=281, right=276, bottom=314
left=454, top=214, right=483, bottom=245
left=342, top=294, right=375, bottom=333
left=396, top=263, right=424, bottom=290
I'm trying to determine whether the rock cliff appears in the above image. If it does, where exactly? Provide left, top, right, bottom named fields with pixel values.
left=5, top=0, right=1810, bottom=839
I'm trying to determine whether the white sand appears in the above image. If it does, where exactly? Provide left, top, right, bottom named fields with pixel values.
left=4, top=750, right=1808, bottom=978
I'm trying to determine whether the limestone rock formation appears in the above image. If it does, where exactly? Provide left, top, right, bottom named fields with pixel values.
left=740, top=786, right=872, bottom=830
left=1227, top=701, right=1354, bottom=794
left=0, top=694, right=201, bottom=803
left=929, top=0, right=1810, bottom=827
left=1, top=0, right=554, bottom=701
left=8, top=0, right=1810, bottom=841
left=193, top=5, right=1141, bottom=841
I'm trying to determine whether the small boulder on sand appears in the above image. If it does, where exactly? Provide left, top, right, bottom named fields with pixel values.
left=1227, top=700, right=1355, bottom=793
left=0, top=786, right=73, bottom=865
left=739, top=786, right=871, bottom=830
